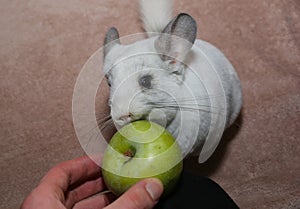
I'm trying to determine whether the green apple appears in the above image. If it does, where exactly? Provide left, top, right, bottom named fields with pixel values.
left=102, top=120, right=183, bottom=196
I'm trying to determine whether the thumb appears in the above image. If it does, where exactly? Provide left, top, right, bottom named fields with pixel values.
left=105, top=178, right=164, bottom=209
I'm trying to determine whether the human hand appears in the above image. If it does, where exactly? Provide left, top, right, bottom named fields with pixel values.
left=20, top=156, right=163, bottom=209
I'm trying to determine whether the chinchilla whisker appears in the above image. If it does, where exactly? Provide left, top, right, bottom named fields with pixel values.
left=98, top=117, right=114, bottom=131
left=74, top=116, right=110, bottom=137
left=86, top=122, right=103, bottom=135
left=153, top=102, right=220, bottom=110
left=181, top=107, right=222, bottom=115
left=74, top=120, right=100, bottom=137
left=97, top=114, right=112, bottom=122
left=75, top=123, right=102, bottom=151
left=152, top=105, right=223, bottom=115
left=171, top=94, right=224, bottom=102
left=151, top=94, right=225, bottom=106
left=97, top=117, right=108, bottom=129
left=80, top=116, right=114, bottom=150
left=96, top=115, right=112, bottom=127
left=95, top=111, right=111, bottom=119
left=233, top=122, right=242, bottom=128
left=84, top=130, right=102, bottom=151
left=73, top=110, right=111, bottom=119
left=71, top=112, right=112, bottom=132
left=99, top=120, right=113, bottom=131
left=101, top=121, right=114, bottom=132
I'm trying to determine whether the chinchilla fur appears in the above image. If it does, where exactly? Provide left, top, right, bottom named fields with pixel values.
left=102, top=0, right=242, bottom=163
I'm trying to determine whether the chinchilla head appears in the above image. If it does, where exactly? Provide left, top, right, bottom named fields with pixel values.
left=103, top=13, right=197, bottom=127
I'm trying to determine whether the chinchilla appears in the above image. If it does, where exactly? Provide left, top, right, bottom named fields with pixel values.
left=102, top=0, right=242, bottom=163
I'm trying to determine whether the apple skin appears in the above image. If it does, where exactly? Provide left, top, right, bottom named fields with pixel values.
left=102, top=120, right=183, bottom=196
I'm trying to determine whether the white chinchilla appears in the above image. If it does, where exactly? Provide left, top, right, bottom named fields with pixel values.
left=102, top=0, right=242, bottom=163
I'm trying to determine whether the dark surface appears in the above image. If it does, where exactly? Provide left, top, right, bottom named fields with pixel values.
left=155, top=171, right=239, bottom=209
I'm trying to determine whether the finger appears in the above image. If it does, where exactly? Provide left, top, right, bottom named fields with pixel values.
left=40, top=155, right=102, bottom=193
left=64, top=176, right=106, bottom=208
left=73, top=192, right=116, bottom=209
left=105, top=178, right=164, bottom=209
left=20, top=187, right=66, bottom=209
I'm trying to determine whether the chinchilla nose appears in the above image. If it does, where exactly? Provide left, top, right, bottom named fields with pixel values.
left=119, top=114, right=132, bottom=122
left=116, top=113, right=133, bottom=126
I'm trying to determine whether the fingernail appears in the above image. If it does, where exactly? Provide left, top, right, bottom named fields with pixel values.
left=145, top=179, right=163, bottom=201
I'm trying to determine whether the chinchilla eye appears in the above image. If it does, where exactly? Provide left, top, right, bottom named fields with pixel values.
left=139, top=75, right=152, bottom=89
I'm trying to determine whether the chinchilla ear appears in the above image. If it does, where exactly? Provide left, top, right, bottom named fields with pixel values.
left=103, top=27, right=121, bottom=58
left=155, top=13, right=197, bottom=64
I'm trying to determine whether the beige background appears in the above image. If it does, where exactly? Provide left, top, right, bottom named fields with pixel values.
left=1, top=0, right=299, bottom=208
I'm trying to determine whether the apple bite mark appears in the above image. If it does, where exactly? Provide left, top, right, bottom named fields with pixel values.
left=123, top=148, right=136, bottom=164
left=124, top=150, right=134, bottom=157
